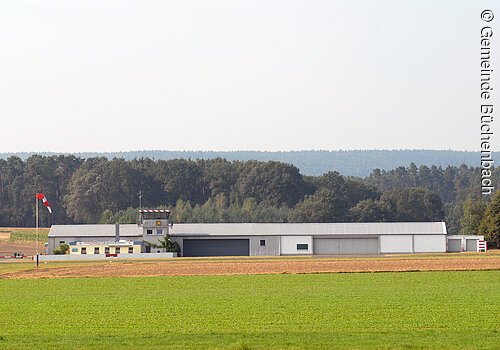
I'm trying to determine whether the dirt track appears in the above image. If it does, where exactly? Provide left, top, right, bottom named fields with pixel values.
left=3, top=255, right=500, bottom=279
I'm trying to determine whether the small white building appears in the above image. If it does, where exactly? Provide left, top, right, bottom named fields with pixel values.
left=446, top=235, right=486, bottom=252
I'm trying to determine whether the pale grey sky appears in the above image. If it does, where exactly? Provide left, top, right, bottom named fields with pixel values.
left=0, top=0, right=498, bottom=152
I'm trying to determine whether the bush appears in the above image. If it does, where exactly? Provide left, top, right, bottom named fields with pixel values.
left=53, top=243, right=69, bottom=255
left=149, top=235, right=181, bottom=253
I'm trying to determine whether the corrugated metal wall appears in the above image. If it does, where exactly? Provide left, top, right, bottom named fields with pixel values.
left=447, top=239, right=462, bottom=252
left=413, top=235, right=446, bottom=253
left=249, top=236, right=280, bottom=256
left=313, top=238, right=379, bottom=255
left=466, top=239, right=478, bottom=252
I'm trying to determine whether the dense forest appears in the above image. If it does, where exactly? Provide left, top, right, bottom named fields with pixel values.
left=1, top=150, right=497, bottom=177
left=0, top=155, right=499, bottom=244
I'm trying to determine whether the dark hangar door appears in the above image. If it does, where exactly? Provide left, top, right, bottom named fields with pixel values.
left=183, top=239, right=250, bottom=257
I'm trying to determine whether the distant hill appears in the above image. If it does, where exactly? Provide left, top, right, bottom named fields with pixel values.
left=0, top=150, right=495, bottom=177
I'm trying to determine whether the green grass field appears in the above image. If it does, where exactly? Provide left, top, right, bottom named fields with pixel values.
left=0, top=271, right=499, bottom=349
left=0, top=228, right=50, bottom=242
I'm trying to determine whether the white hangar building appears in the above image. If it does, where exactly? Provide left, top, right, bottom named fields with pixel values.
left=47, top=210, right=451, bottom=256
left=170, top=222, right=448, bottom=256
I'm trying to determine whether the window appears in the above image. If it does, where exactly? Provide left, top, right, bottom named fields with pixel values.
left=259, top=239, right=266, bottom=246
left=115, top=247, right=120, bottom=254
left=128, top=247, right=133, bottom=254
left=71, top=248, right=78, bottom=253
left=297, top=244, right=309, bottom=250
left=146, top=229, right=153, bottom=235
left=81, top=247, right=87, bottom=254
left=105, top=247, right=110, bottom=254
left=59, top=240, right=65, bottom=244
left=94, top=247, right=100, bottom=254
left=156, top=229, right=163, bottom=235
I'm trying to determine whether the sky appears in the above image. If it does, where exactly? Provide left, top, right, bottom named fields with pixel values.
left=0, top=0, right=498, bottom=152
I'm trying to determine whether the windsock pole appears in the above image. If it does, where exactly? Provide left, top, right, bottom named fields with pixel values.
left=35, top=194, right=39, bottom=268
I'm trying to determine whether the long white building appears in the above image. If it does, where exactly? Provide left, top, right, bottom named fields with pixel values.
left=48, top=213, right=453, bottom=256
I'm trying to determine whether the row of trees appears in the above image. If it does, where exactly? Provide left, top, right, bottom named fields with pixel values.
left=364, top=163, right=500, bottom=234
left=461, top=191, right=500, bottom=246
left=0, top=155, right=498, bottom=243
left=3, top=150, right=490, bottom=177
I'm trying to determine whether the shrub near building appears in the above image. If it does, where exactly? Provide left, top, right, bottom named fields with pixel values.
left=53, top=243, right=69, bottom=255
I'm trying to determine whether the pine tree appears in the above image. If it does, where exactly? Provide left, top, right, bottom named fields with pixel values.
left=460, top=195, right=486, bottom=235
left=478, top=190, right=500, bottom=247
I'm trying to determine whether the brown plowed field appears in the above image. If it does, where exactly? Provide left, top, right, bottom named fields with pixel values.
left=3, top=255, right=500, bottom=279
left=0, top=241, right=45, bottom=256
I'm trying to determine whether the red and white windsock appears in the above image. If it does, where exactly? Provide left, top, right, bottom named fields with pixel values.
left=36, top=193, right=52, bottom=214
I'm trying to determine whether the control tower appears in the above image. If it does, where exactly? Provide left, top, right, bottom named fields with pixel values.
left=139, top=209, right=172, bottom=252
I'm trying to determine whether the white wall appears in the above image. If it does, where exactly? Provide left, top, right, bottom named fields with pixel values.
left=380, top=235, right=413, bottom=253
left=37, top=253, right=177, bottom=261
left=413, top=235, right=446, bottom=253
left=280, top=236, right=312, bottom=255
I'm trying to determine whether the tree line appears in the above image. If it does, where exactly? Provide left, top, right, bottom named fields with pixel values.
left=0, top=155, right=498, bottom=244
left=2, top=150, right=497, bottom=177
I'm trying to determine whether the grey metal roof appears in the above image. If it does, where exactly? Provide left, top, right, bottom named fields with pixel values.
left=49, top=224, right=142, bottom=238
left=169, top=222, right=447, bottom=236
left=447, top=235, right=484, bottom=239
left=49, top=222, right=447, bottom=238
